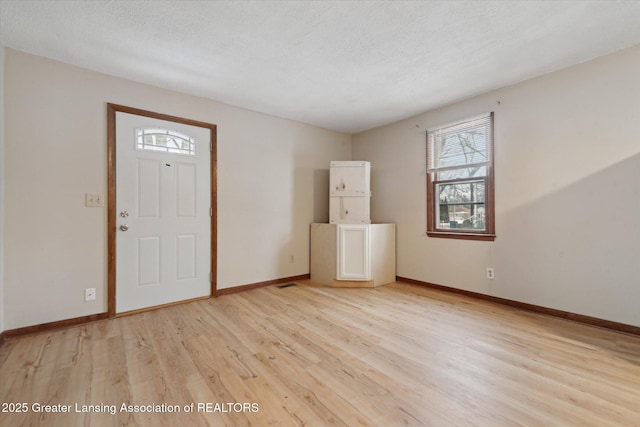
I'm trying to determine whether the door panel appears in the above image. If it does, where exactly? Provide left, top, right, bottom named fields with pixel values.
left=137, top=236, right=161, bottom=286
left=329, top=195, right=370, bottom=224
left=137, top=159, right=161, bottom=218
left=329, top=161, right=370, bottom=195
left=115, top=112, right=211, bottom=313
left=176, top=234, right=196, bottom=280
left=176, top=162, right=196, bottom=217
left=337, top=224, right=371, bottom=280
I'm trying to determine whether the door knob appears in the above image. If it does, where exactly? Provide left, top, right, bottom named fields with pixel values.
left=120, top=224, right=129, bottom=232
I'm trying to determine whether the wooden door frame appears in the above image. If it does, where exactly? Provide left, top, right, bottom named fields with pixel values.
left=107, top=103, right=217, bottom=317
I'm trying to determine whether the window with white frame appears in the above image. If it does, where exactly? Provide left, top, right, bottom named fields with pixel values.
left=426, top=112, right=495, bottom=240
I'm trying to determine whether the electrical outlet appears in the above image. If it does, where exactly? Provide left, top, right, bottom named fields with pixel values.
left=85, top=193, right=104, bottom=207
left=85, top=288, right=96, bottom=301
left=289, top=255, right=295, bottom=263
left=486, top=267, right=495, bottom=280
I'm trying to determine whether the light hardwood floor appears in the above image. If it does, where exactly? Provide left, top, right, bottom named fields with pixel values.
left=1, top=281, right=639, bottom=426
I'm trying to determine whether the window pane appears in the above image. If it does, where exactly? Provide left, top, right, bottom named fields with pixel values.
left=426, top=113, right=491, bottom=173
left=436, top=181, right=485, bottom=230
left=437, top=165, right=486, bottom=180
left=136, top=128, right=196, bottom=156
left=436, top=130, right=488, bottom=169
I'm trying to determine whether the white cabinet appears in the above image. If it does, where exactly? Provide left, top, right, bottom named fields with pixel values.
left=330, top=161, right=370, bottom=224
left=310, top=223, right=395, bottom=287
left=312, top=160, right=395, bottom=288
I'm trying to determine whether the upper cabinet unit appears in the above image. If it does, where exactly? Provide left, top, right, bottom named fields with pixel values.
left=329, top=161, right=371, bottom=224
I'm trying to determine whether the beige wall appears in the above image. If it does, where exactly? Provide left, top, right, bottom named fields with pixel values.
left=353, top=44, right=640, bottom=326
left=3, top=43, right=639, bottom=332
left=3, top=48, right=351, bottom=330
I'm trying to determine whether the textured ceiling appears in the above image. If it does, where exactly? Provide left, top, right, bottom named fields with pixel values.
left=2, top=0, right=640, bottom=133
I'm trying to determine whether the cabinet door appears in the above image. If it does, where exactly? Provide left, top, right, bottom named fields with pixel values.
left=330, top=161, right=370, bottom=196
left=330, top=196, right=370, bottom=224
left=337, top=224, right=371, bottom=280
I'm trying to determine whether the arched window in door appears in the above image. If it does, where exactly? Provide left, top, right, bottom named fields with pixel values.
left=136, top=128, right=196, bottom=156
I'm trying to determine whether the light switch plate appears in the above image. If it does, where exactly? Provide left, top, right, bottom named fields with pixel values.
left=85, top=193, right=104, bottom=207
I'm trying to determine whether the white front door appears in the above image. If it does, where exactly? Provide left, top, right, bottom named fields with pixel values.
left=115, top=112, right=211, bottom=313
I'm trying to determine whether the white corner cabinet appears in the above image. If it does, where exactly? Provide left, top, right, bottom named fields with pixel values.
left=310, top=223, right=396, bottom=288
left=330, top=161, right=371, bottom=224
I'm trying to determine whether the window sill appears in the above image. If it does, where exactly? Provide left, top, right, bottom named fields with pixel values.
left=426, top=231, right=496, bottom=241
